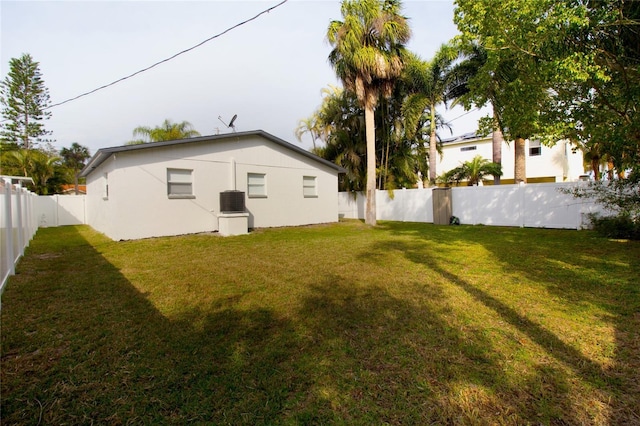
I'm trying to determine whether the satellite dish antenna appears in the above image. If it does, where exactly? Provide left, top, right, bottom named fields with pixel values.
left=218, top=114, right=238, bottom=133
left=228, top=114, right=237, bottom=131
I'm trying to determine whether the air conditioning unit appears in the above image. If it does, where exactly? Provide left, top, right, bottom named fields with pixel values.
left=220, top=190, right=245, bottom=213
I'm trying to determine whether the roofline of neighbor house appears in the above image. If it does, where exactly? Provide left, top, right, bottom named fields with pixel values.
left=79, top=130, right=347, bottom=178
left=439, top=132, right=493, bottom=145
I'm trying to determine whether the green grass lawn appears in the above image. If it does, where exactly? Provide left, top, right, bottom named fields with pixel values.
left=2, top=221, right=639, bottom=425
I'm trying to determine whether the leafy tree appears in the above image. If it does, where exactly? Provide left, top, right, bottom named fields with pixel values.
left=0, top=54, right=52, bottom=150
left=439, top=155, right=502, bottom=186
left=128, top=119, right=200, bottom=144
left=327, top=0, right=411, bottom=225
left=454, top=0, right=570, bottom=183
left=561, top=172, right=640, bottom=239
left=454, top=0, right=640, bottom=181
left=538, top=1, right=640, bottom=176
left=60, top=142, right=91, bottom=194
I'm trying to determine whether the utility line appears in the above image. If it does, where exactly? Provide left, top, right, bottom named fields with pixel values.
left=45, top=0, right=289, bottom=110
left=448, top=107, right=479, bottom=122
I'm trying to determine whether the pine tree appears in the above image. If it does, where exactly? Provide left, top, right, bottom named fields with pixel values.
left=0, top=53, right=53, bottom=150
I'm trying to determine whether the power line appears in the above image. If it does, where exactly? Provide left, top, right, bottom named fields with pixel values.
left=448, top=107, right=479, bottom=122
left=45, top=0, right=289, bottom=110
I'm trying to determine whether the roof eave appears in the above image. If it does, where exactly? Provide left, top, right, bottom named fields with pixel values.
left=79, top=130, right=346, bottom=177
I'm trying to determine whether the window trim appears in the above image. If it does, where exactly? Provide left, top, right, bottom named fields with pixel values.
left=167, top=168, right=195, bottom=199
left=102, top=173, right=109, bottom=200
left=247, top=172, right=267, bottom=198
left=529, top=140, right=542, bottom=157
left=303, top=175, right=318, bottom=198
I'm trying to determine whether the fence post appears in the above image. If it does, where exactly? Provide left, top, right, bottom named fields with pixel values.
left=15, top=183, right=25, bottom=257
left=519, top=182, right=526, bottom=228
left=3, top=178, right=14, bottom=277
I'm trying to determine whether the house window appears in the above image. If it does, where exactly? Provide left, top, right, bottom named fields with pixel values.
left=529, top=140, right=542, bottom=156
left=303, top=176, right=317, bottom=197
left=167, top=168, right=194, bottom=198
left=103, top=173, right=109, bottom=200
left=247, top=173, right=267, bottom=198
left=461, top=146, right=477, bottom=152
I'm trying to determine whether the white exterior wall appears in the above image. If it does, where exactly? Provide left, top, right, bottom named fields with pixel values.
left=437, top=137, right=584, bottom=182
left=86, top=156, right=118, bottom=239
left=234, top=141, right=339, bottom=229
left=84, top=135, right=340, bottom=240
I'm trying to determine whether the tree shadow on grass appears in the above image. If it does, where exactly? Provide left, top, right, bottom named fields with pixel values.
left=3, top=224, right=638, bottom=424
left=1, top=226, right=504, bottom=424
left=1, top=227, right=305, bottom=424
left=377, top=221, right=640, bottom=424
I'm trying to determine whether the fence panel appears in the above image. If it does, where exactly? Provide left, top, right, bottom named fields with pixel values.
left=452, top=185, right=524, bottom=227
left=1, top=179, right=38, bottom=297
left=1, top=180, right=11, bottom=292
left=339, top=183, right=599, bottom=229
left=36, top=195, right=86, bottom=227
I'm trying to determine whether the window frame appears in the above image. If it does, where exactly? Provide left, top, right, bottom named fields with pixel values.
left=247, top=172, right=267, bottom=198
left=529, top=140, right=542, bottom=157
left=167, top=168, right=195, bottom=199
left=303, top=175, right=318, bottom=198
left=102, top=173, right=109, bottom=200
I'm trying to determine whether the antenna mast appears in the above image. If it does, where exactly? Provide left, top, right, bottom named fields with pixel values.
left=218, top=114, right=238, bottom=133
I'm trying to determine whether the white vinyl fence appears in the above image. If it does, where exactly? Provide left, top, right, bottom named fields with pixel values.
left=1, top=180, right=86, bottom=298
left=1, top=178, right=38, bottom=297
left=35, top=195, right=86, bottom=228
left=339, top=182, right=602, bottom=229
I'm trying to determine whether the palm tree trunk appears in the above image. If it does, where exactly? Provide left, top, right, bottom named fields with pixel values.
left=514, top=136, right=526, bottom=183
left=492, top=114, right=503, bottom=185
left=365, top=105, right=377, bottom=226
left=592, top=157, right=600, bottom=181
left=429, top=106, right=437, bottom=185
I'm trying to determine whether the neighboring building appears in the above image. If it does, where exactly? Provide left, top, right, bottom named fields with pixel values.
left=60, top=184, right=87, bottom=195
left=79, top=130, right=345, bottom=240
left=437, top=133, right=585, bottom=184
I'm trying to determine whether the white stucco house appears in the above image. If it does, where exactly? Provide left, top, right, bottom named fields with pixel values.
left=438, top=133, right=585, bottom=184
left=79, top=130, right=345, bottom=240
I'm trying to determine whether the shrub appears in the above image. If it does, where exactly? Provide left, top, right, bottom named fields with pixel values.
left=588, top=212, right=640, bottom=240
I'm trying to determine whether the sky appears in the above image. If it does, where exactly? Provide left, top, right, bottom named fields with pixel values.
left=1, top=0, right=487, bottom=156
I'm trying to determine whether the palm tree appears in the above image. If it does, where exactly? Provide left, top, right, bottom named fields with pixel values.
left=401, top=46, right=457, bottom=185
left=60, top=142, right=90, bottom=194
left=439, top=155, right=502, bottom=186
left=4, top=149, right=32, bottom=177
left=29, top=149, right=59, bottom=195
left=327, top=0, right=411, bottom=225
left=129, top=119, right=200, bottom=144
left=313, top=87, right=367, bottom=191
left=2, top=148, right=60, bottom=194
left=446, top=43, right=507, bottom=184
left=295, top=117, right=320, bottom=149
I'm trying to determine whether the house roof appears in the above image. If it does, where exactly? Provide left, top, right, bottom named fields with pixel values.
left=60, top=184, right=87, bottom=194
left=440, top=132, right=488, bottom=145
left=79, top=130, right=346, bottom=177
